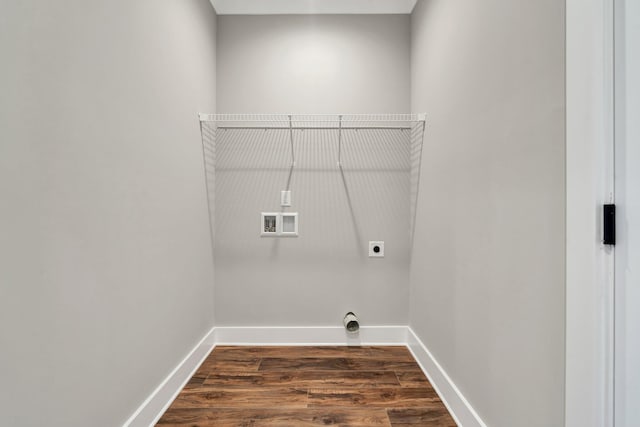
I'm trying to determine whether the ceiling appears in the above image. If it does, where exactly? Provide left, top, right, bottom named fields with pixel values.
left=210, top=0, right=418, bottom=15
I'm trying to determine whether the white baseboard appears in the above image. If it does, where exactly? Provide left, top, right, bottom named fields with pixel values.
left=123, top=326, right=216, bottom=427
left=122, top=325, right=484, bottom=427
left=407, top=327, right=487, bottom=427
left=214, top=325, right=408, bottom=345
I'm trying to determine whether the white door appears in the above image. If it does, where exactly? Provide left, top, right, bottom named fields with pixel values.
left=614, top=1, right=640, bottom=425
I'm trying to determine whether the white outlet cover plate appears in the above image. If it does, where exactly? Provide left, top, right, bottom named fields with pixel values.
left=281, top=190, right=291, bottom=207
left=369, top=241, right=384, bottom=257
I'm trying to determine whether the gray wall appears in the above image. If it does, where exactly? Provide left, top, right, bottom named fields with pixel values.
left=0, top=1, right=217, bottom=426
left=214, top=15, right=412, bottom=326
left=217, top=15, right=410, bottom=114
left=409, top=1, right=565, bottom=426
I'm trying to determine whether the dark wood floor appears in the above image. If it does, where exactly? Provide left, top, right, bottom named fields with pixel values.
left=157, top=346, right=457, bottom=426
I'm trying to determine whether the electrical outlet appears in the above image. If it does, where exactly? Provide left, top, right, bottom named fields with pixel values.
left=369, top=241, right=384, bottom=257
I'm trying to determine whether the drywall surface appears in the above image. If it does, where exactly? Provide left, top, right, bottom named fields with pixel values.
left=0, top=1, right=216, bottom=426
left=212, top=126, right=415, bottom=327
left=409, top=1, right=565, bottom=426
left=214, top=15, right=412, bottom=326
left=217, top=15, right=410, bottom=114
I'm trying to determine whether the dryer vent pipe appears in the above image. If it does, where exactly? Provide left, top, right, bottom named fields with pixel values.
left=343, top=312, right=359, bottom=333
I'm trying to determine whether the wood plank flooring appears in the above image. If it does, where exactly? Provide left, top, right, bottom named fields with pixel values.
left=157, top=346, right=457, bottom=426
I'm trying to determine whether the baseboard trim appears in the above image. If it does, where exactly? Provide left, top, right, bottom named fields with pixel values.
left=407, top=327, right=487, bottom=427
left=214, top=325, right=408, bottom=345
left=123, top=326, right=216, bottom=427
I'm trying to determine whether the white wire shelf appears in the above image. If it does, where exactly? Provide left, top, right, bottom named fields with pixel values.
left=199, top=113, right=426, bottom=130
left=199, top=113, right=426, bottom=122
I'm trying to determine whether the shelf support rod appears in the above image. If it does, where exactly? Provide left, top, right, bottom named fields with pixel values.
left=288, top=114, right=295, bottom=167
left=337, top=114, right=343, bottom=167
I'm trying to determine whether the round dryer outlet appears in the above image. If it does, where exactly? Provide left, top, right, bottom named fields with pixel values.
left=368, top=241, right=384, bottom=257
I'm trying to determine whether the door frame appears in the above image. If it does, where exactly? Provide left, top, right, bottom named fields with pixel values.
left=612, top=0, right=639, bottom=424
left=565, top=0, right=615, bottom=426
